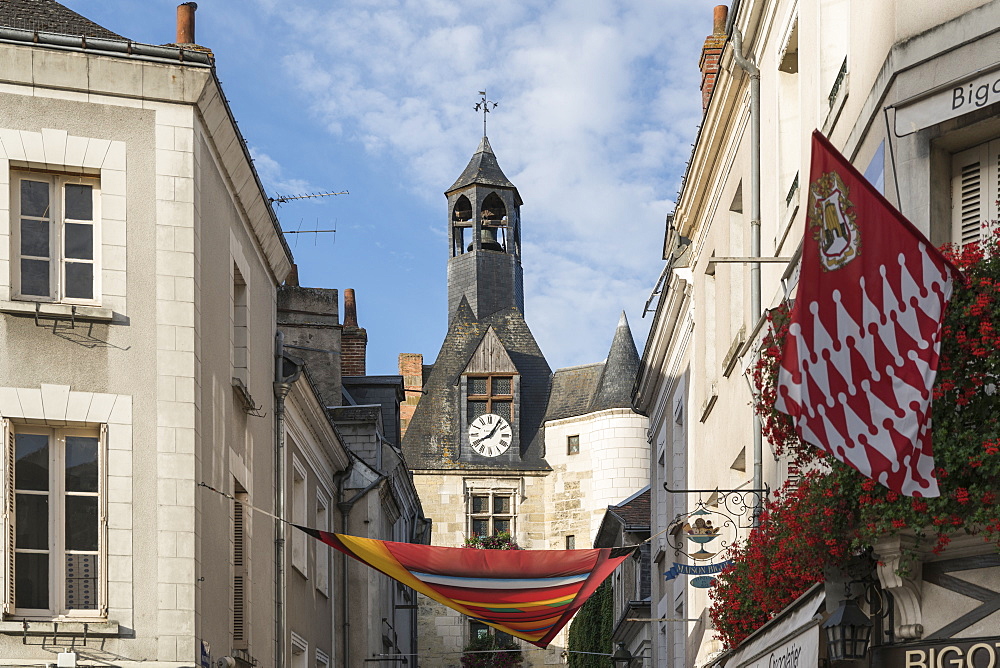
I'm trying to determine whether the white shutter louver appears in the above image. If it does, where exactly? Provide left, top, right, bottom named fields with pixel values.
left=952, top=139, right=1000, bottom=247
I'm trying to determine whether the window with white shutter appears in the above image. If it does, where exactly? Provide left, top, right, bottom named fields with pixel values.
left=4, top=423, right=105, bottom=619
left=951, top=139, right=1000, bottom=247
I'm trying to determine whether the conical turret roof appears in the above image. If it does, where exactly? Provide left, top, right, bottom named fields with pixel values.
left=446, top=136, right=521, bottom=202
left=591, top=311, right=641, bottom=411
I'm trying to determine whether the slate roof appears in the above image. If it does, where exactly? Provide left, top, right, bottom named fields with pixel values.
left=546, top=311, right=641, bottom=421
left=544, top=363, right=603, bottom=421
left=607, top=487, right=650, bottom=529
left=0, top=0, right=125, bottom=39
left=401, top=298, right=552, bottom=471
left=446, top=136, right=521, bottom=201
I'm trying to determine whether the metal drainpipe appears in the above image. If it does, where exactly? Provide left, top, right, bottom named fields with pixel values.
left=273, top=331, right=290, bottom=668
left=336, top=468, right=386, bottom=668
left=732, top=27, right=765, bottom=514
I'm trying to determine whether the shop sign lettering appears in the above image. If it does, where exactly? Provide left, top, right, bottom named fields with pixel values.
left=875, top=638, right=1000, bottom=668
left=894, top=66, right=1000, bottom=135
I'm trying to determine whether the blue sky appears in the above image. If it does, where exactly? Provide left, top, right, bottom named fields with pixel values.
left=64, top=0, right=712, bottom=374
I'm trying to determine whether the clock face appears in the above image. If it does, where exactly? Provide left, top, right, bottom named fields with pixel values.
left=468, top=413, right=512, bottom=457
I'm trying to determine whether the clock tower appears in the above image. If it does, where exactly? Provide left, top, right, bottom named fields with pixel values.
left=402, top=135, right=551, bottom=470
left=398, top=133, right=648, bottom=666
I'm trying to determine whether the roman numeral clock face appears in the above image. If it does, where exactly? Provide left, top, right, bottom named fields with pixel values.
left=468, top=413, right=512, bottom=457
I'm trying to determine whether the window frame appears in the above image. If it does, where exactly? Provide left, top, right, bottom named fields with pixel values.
left=466, top=375, right=515, bottom=422
left=5, top=421, right=107, bottom=620
left=290, top=455, right=308, bottom=578
left=315, top=490, right=329, bottom=597
left=467, top=489, right=516, bottom=538
left=10, top=170, right=102, bottom=306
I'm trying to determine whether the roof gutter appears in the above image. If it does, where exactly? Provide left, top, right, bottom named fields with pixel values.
left=0, top=26, right=213, bottom=65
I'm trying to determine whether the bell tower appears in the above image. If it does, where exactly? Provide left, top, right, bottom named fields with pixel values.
left=445, top=135, right=524, bottom=321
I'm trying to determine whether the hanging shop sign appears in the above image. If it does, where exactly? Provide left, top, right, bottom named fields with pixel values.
left=894, top=63, right=1000, bottom=136
left=664, top=561, right=732, bottom=582
left=664, top=486, right=766, bottom=590
left=873, top=637, right=1000, bottom=668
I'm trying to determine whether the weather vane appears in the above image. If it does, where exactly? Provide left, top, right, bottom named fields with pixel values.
left=474, top=90, right=498, bottom=137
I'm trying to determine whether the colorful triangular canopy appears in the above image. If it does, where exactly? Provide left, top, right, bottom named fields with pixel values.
left=295, top=527, right=634, bottom=648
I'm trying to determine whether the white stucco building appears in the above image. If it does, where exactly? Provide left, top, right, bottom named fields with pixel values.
left=636, top=0, right=1000, bottom=666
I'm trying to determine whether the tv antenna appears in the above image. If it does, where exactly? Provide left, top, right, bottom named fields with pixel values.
left=269, top=189, right=348, bottom=206
left=269, top=188, right=347, bottom=240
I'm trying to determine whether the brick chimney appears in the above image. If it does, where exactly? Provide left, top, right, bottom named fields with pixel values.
left=699, top=5, right=729, bottom=113
left=341, top=288, right=368, bottom=376
left=176, top=2, right=197, bottom=45
left=398, top=353, right=424, bottom=438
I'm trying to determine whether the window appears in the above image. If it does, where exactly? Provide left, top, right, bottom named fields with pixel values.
left=315, top=492, right=329, bottom=596
left=233, top=266, right=248, bottom=387
left=6, top=422, right=105, bottom=617
left=466, top=375, right=513, bottom=424
left=951, top=138, right=1000, bottom=247
left=567, top=435, right=580, bottom=455
left=470, top=621, right=490, bottom=641
left=11, top=171, right=100, bottom=304
left=468, top=490, right=515, bottom=537
left=566, top=535, right=576, bottom=550
left=290, top=633, right=308, bottom=668
left=233, top=487, right=248, bottom=649
left=291, top=458, right=307, bottom=576
left=316, top=649, right=330, bottom=668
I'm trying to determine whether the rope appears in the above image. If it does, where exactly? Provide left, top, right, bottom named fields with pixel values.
left=198, top=481, right=286, bottom=523
left=199, top=480, right=666, bottom=550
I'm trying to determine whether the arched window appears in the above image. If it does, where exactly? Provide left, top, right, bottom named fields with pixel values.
left=453, top=195, right=472, bottom=222
left=480, top=192, right=507, bottom=225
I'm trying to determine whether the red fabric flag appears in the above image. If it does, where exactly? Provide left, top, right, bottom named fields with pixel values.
left=775, top=131, right=957, bottom=497
left=296, top=527, right=634, bottom=648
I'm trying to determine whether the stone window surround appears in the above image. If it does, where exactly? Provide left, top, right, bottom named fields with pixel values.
left=0, top=128, right=127, bottom=321
left=0, top=383, right=131, bottom=635
left=465, top=478, right=519, bottom=539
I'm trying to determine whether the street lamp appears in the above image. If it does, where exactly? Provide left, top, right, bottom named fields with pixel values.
left=822, top=597, right=874, bottom=662
left=611, top=642, right=634, bottom=667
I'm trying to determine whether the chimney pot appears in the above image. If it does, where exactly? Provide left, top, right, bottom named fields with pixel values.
left=176, top=2, right=197, bottom=45
left=344, top=288, right=358, bottom=327
left=713, top=5, right=729, bottom=35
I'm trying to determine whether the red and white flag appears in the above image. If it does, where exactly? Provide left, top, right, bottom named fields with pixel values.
left=775, top=131, right=957, bottom=497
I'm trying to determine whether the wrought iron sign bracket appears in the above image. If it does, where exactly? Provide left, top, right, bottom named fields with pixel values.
left=662, top=484, right=770, bottom=564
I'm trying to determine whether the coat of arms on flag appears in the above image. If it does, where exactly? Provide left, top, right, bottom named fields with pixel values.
left=775, top=131, right=958, bottom=497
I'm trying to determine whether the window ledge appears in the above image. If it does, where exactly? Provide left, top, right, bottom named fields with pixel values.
left=0, top=300, right=115, bottom=322
left=0, top=619, right=120, bottom=636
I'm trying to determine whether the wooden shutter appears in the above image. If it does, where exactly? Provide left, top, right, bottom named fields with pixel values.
left=233, top=497, right=247, bottom=649
left=952, top=139, right=1000, bottom=247
left=3, top=420, right=14, bottom=616
left=98, top=423, right=108, bottom=617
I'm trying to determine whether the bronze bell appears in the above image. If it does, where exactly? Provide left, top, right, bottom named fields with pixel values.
left=468, top=225, right=504, bottom=252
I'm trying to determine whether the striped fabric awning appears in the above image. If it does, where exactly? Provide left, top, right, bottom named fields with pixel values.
left=296, top=527, right=635, bottom=648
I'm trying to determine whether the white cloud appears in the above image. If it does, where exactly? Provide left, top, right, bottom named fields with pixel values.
left=261, top=0, right=710, bottom=368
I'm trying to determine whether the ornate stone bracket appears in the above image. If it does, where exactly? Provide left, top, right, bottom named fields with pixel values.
left=874, top=533, right=924, bottom=639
